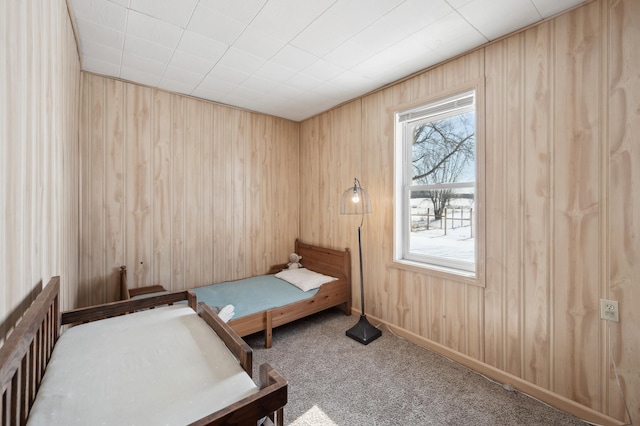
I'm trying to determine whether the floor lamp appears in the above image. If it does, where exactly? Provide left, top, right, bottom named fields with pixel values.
left=340, top=178, right=382, bottom=345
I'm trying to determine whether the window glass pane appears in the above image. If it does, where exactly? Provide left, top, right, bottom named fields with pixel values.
left=409, top=187, right=475, bottom=268
left=410, top=112, right=475, bottom=185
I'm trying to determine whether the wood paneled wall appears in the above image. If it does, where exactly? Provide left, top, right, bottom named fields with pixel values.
left=299, top=0, right=639, bottom=424
left=78, top=74, right=300, bottom=306
left=1, top=0, right=80, bottom=341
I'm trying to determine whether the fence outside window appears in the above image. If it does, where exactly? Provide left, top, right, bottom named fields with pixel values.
left=411, top=207, right=473, bottom=237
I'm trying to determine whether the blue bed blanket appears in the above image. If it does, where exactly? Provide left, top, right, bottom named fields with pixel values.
left=192, top=275, right=319, bottom=319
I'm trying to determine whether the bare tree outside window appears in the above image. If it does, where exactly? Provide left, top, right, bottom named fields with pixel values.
left=411, top=113, right=475, bottom=220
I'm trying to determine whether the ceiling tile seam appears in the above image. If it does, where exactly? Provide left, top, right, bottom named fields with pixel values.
left=123, top=1, right=198, bottom=83
left=118, top=7, right=129, bottom=78
left=267, top=1, right=340, bottom=73
left=189, top=0, right=272, bottom=97
left=443, top=0, right=490, bottom=43
left=292, top=0, right=419, bottom=78
left=529, top=0, right=544, bottom=19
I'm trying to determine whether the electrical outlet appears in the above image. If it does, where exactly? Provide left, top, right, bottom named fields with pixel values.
left=600, top=299, right=619, bottom=322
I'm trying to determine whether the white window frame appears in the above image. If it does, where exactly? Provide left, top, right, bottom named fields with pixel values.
left=393, top=89, right=479, bottom=277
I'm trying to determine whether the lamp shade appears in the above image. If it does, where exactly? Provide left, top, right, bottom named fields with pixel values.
left=339, top=178, right=372, bottom=215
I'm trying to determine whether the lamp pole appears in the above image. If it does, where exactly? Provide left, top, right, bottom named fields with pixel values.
left=344, top=179, right=381, bottom=345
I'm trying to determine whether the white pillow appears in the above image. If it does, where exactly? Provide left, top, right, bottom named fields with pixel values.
left=275, top=268, right=337, bottom=292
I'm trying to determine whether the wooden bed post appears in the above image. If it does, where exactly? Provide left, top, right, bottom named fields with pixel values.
left=265, top=310, right=273, bottom=349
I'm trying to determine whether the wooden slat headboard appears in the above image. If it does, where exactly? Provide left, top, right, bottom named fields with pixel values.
left=295, top=239, right=352, bottom=283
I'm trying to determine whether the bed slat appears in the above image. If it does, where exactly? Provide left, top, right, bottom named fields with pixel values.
left=0, top=277, right=60, bottom=426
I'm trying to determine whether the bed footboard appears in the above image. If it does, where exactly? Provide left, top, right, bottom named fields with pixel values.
left=189, top=363, right=287, bottom=426
left=0, top=277, right=60, bottom=426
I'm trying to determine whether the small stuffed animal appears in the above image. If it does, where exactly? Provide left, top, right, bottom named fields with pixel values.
left=286, top=253, right=303, bottom=269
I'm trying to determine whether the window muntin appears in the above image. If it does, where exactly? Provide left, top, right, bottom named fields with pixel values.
left=395, top=90, right=476, bottom=274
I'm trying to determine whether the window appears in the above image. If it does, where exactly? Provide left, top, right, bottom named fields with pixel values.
left=394, top=90, right=477, bottom=274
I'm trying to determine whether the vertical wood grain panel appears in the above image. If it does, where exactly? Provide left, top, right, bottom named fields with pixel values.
left=231, top=109, right=246, bottom=279
left=552, top=2, right=602, bottom=408
left=170, top=94, right=185, bottom=290
left=104, top=78, right=125, bottom=303
left=444, top=281, right=466, bottom=353
left=88, top=75, right=105, bottom=306
left=504, top=34, right=525, bottom=378
left=125, top=84, right=152, bottom=287
left=483, top=41, right=507, bottom=371
left=201, top=103, right=215, bottom=281
left=246, top=113, right=264, bottom=276
left=151, top=89, right=172, bottom=288
left=608, top=0, right=640, bottom=421
left=2, top=0, right=80, bottom=337
left=184, top=98, right=204, bottom=286
left=522, top=22, right=552, bottom=388
left=211, top=104, right=228, bottom=283
left=78, top=73, right=92, bottom=307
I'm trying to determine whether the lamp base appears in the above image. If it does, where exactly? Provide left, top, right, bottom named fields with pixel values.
left=346, top=314, right=382, bottom=345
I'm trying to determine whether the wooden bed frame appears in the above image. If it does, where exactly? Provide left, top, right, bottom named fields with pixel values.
left=121, top=239, right=352, bottom=348
left=0, top=276, right=288, bottom=426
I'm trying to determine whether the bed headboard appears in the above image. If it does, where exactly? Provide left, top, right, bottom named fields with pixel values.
left=295, top=239, right=352, bottom=284
left=0, top=277, right=60, bottom=425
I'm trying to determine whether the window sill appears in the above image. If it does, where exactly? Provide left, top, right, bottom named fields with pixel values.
left=391, top=259, right=484, bottom=287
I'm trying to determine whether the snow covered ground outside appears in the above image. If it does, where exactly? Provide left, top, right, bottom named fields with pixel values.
left=410, top=198, right=475, bottom=264
left=410, top=226, right=475, bottom=263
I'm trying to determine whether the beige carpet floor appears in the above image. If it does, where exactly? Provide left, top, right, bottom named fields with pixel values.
left=245, top=309, right=588, bottom=426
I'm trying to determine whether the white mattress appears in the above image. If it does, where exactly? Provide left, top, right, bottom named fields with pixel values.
left=27, top=305, right=258, bottom=425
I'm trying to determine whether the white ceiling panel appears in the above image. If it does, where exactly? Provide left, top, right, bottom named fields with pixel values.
left=206, top=64, right=249, bottom=85
left=215, top=47, right=266, bottom=74
left=249, top=0, right=336, bottom=42
left=253, top=61, right=296, bottom=84
left=233, top=27, right=288, bottom=59
left=75, top=18, right=124, bottom=50
left=163, top=65, right=203, bottom=86
left=121, top=52, right=165, bottom=77
left=177, top=31, right=228, bottom=63
left=129, top=0, right=198, bottom=28
left=126, top=10, right=182, bottom=48
left=187, top=4, right=246, bottom=45
left=270, top=45, right=318, bottom=72
left=242, top=75, right=279, bottom=93
left=194, top=76, right=236, bottom=97
left=286, top=73, right=324, bottom=91
left=120, top=66, right=162, bottom=87
left=303, top=59, right=345, bottom=82
left=82, top=56, right=122, bottom=76
left=198, top=0, right=267, bottom=24
left=290, top=22, right=348, bottom=58
left=123, top=35, right=173, bottom=63
left=70, top=0, right=588, bottom=121
left=312, top=0, right=405, bottom=39
left=168, top=51, right=214, bottom=76
left=80, top=39, right=122, bottom=65
left=72, top=0, right=127, bottom=32
left=457, top=0, right=542, bottom=40
left=158, top=77, right=198, bottom=95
